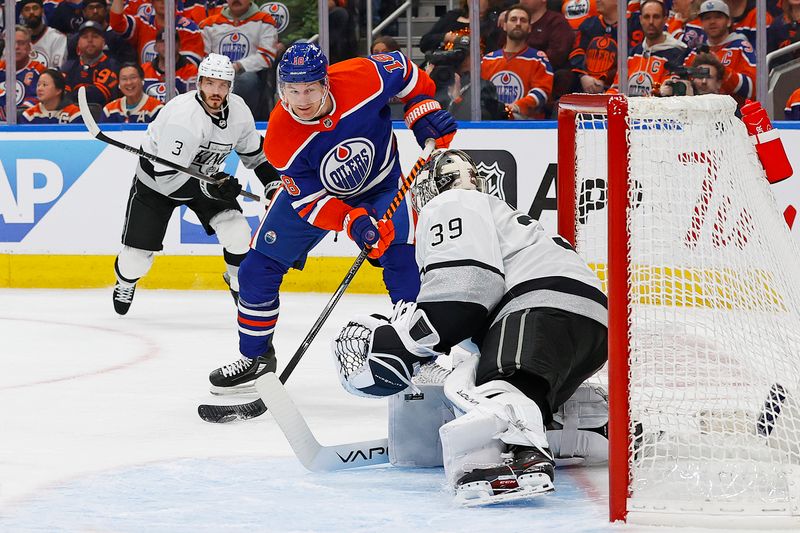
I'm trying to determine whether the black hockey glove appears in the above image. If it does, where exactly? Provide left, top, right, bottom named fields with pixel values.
left=201, top=172, right=242, bottom=201
left=264, top=179, right=282, bottom=206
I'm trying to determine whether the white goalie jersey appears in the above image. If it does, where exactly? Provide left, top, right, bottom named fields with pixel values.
left=135, top=91, right=266, bottom=196
left=415, top=188, right=607, bottom=329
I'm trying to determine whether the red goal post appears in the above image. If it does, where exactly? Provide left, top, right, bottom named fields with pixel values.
left=557, top=94, right=800, bottom=528
left=557, top=94, right=631, bottom=525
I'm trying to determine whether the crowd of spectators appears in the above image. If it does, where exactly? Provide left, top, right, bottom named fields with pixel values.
left=418, top=0, right=800, bottom=119
left=0, top=0, right=799, bottom=123
left=0, top=0, right=357, bottom=123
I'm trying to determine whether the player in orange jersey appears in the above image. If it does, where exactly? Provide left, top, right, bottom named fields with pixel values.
left=481, top=4, right=553, bottom=118
left=109, top=0, right=205, bottom=65
left=684, top=0, right=756, bottom=103
left=610, top=0, right=688, bottom=96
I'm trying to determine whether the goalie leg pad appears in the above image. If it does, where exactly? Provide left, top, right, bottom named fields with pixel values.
left=389, top=383, right=455, bottom=467
left=546, top=429, right=608, bottom=467
left=475, top=380, right=549, bottom=450
left=440, top=408, right=505, bottom=487
left=116, top=246, right=154, bottom=282
left=443, top=353, right=549, bottom=450
left=209, top=209, right=251, bottom=255
left=547, top=383, right=609, bottom=465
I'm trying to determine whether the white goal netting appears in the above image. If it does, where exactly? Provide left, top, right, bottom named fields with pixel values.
left=569, top=95, right=800, bottom=526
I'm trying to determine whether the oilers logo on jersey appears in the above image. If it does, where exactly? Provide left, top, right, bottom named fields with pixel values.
left=29, top=49, right=51, bottom=68
left=261, top=3, right=289, bottom=33
left=219, top=32, right=250, bottom=62
left=0, top=79, right=26, bottom=105
left=490, top=72, right=525, bottom=104
left=628, top=72, right=653, bottom=97
left=320, top=138, right=375, bottom=194
left=137, top=3, right=155, bottom=18
left=141, top=40, right=158, bottom=65
left=146, top=82, right=168, bottom=100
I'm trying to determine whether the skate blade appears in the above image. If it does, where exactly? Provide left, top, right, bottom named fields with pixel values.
left=457, top=482, right=554, bottom=507
left=209, top=383, right=258, bottom=396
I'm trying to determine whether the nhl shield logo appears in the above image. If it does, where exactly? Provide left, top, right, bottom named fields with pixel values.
left=476, top=161, right=506, bottom=201
left=323, top=117, right=333, bottom=128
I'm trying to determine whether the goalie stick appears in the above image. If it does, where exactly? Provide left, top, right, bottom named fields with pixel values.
left=76, top=87, right=265, bottom=204
left=256, top=372, right=389, bottom=471
left=197, top=139, right=437, bottom=424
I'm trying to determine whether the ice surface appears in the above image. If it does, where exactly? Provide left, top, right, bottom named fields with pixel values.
left=0, top=288, right=684, bottom=532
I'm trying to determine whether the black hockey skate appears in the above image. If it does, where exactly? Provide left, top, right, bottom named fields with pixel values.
left=222, top=271, right=238, bottom=305
left=455, top=445, right=555, bottom=506
left=112, top=282, right=137, bottom=315
left=209, top=345, right=277, bottom=395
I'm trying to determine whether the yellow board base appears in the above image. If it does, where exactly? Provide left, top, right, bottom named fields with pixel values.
left=0, top=254, right=387, bottom=293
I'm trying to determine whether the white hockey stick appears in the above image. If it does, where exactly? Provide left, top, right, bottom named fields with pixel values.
left=256, top=372, right=389, bottom=471
left=76, top=87, right=265, bottom=204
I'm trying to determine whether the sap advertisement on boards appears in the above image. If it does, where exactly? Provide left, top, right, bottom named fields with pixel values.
left=1, top=124, right=800, bottom=254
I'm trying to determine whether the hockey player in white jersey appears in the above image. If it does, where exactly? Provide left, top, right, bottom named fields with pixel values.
left=113, top=53, right=278, bottom=320
left=332, top=149, right=608, bottom=505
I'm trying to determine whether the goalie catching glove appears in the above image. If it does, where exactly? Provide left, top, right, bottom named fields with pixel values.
left=201, top=171, right=242, bottom=201
left=332, top=301, right=441, bottom=398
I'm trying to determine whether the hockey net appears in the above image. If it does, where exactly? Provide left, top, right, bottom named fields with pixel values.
left=558, top=94, right=800, bottom=528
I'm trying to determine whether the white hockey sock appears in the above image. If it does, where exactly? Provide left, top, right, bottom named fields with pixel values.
left=116, top=246, right=154, bottom=284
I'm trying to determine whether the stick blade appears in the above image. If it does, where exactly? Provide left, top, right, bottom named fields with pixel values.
left=197, top=399, right=267, bottom=423
left=77, top=86, right=101, bottom=137
left=256, top=373, right=389, bottom=471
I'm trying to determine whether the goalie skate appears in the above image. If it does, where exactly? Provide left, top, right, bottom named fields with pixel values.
left=455, top=446, right=555, bottom=507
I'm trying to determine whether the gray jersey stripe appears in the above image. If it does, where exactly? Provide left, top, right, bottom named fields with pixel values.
left=496, top=314, right=509, bottom=376
left=515, top=309, right=529, bottom=370
left=417, top=265, right=504, bottom=313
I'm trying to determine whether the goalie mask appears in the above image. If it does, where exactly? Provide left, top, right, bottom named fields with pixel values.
left=411, top=149, right=485, bottom=213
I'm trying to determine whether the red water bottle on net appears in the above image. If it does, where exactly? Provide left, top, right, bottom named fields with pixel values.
left=740, top=99, right=793, bottom=184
